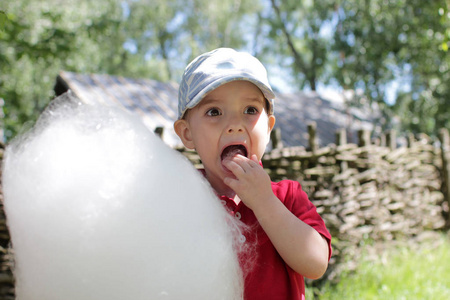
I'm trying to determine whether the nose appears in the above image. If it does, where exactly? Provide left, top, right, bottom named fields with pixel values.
left=227, top=126, right=243, bottom=134
left=226, top=115, right=244, bottom=134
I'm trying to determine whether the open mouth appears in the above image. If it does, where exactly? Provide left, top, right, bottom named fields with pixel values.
left=221, top=144, right=248, bottom=161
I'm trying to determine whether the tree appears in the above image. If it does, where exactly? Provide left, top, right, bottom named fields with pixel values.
left=3, top=0, right=447, bottom=140
left=122, top=0, right=261, bottom=82
left=333, top=0, right=450, bottom=134
left=0, top=0, right=261, bottom=140
left=0, top=0, right=135, bottom=140
left=391, top=1, right=450, bottom=134
left=259, top=0, right=337, bottom=91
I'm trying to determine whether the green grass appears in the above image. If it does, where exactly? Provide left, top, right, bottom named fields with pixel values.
left=307, top=235, right=450, bottom=300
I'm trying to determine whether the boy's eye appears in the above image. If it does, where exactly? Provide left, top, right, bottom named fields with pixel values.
left=245, top=106, right=259, bottom=115
left=206, top=108, right=221, bottom=116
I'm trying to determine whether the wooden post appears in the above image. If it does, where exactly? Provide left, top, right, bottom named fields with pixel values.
left=407, top=132, right=415, bottom=148
left=336, top=128, right=347, bottom=146
left=379, top=133, right=386, bottom=147
left=336, top=128, right=348, bottom=171
left=386, top=129, right=397, bottom=150
left=271, top=127, right=283, bottom=149
left=308, top=122, right=318, bottom=154
left=358, top=129, right=371, bottom=147
left=439, top=128, right=450, bottom=223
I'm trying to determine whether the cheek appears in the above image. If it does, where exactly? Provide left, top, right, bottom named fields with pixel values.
left=251, top=124, right=271, bottom=153
left=191, top=129, right=218, bottom=153
left=254, top=119, right=271, bottom=139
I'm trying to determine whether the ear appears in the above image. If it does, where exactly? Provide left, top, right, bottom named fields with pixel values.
left=268, top=115, right=276, bottom=133
left=174, top=119, right=195, bottom=149
left=265, top=115, right=276, bottom=145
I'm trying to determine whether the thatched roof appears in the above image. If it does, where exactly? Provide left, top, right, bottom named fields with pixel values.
left=55, top=71, right=380, bottom=148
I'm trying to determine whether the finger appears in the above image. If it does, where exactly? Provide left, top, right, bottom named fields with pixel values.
left=224, top=155, right=247, bottom=170
left=223, top=176, right=238, bottom=188
left=223, top=158, right=246, bottom=175
left=234, top=154, right=260, bottom=170
left=227, top=155, right=261, bottom=177
left=248, top=154, right=262, bottom=168
left=231, top=155, right=257, bottom=170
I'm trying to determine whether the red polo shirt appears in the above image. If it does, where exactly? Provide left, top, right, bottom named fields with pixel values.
left=219, top=180, right=332, bottom=300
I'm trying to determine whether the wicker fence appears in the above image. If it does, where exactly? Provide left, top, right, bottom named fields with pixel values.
left=264, top=125, right=449, bottom=280
left=0, top=142, right=14, bottom=299
left=0, top=125, right=449, bottom=296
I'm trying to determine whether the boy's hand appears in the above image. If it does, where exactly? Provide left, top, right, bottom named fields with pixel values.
left=224, top=154, right=330, bottom=279
left=223, top=154, right=275, bottom=210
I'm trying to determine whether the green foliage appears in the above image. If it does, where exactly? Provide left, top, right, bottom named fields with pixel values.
left=0, top=10, right=6, bottom=31
left=333, top=0, right=450, bottom=135
left=1, top=0, right=448, bottom=140
left=0, top=0, right=260, bottom=140
left=122, top=0, right=261, bottom=81
left=261, top=0, right=337, bottom=90
left=306, top=236, right=450, bottom=299
left=391, top=1, right=450, bottom=135
left=0, top=0, right=130, bottom=140
left=258, top=0, right=449, bottom=134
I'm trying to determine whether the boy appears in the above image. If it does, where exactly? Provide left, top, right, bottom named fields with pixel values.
left=174, top=48, right=331, bottom=300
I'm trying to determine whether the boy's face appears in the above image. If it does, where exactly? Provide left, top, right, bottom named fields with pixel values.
left=174, top=81, right=275, bottom=192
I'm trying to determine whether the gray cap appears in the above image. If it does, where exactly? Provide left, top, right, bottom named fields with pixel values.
left=177, top=48, right=275, bottom=119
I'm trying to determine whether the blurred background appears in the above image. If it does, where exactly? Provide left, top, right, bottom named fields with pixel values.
left=0, top=0, right=449, bottom=142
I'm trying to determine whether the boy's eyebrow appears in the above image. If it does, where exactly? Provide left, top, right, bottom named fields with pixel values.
left=197, top=97, right=220, bottom=107
left=199, top=93, right=265, bottom=107
left=246, top=97, right=265, bottom=103
left=241, top=96, right=266, bottom=107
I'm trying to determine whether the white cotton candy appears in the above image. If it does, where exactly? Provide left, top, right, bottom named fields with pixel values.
left=2, top=92, right=244, bottom=300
